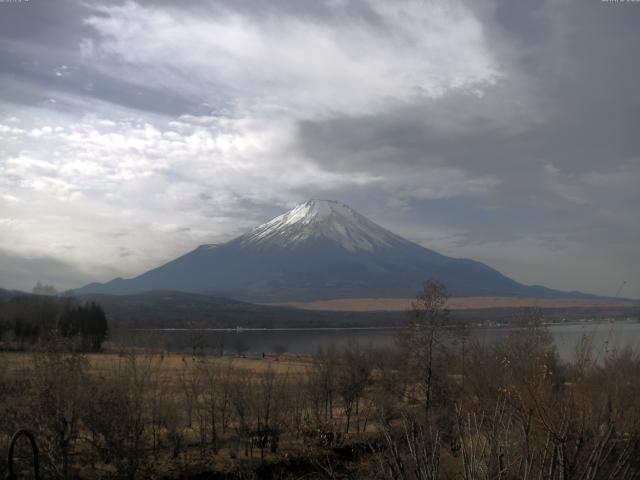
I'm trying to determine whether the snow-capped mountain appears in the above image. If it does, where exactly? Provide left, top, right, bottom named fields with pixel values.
left=236, top=200, right=409, bottom=252
left=75, top=200, right=579, bottom=301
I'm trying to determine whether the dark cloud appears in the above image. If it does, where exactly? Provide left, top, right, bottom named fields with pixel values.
left=0, top=48, right=203, bottom=115
left=296, top=0, right=640, bottom=246
left=298, top=0, right=640, bottom=176
left=0, top=1, right=205, bottom=116
left=160, top=0, right=386, bottom=26
left=0, top=0, right=95, bottom=49
left=297, top=87, right=535, bottom=176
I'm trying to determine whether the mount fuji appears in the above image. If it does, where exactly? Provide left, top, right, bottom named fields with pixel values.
left=75, top=200, right=583, bottom=302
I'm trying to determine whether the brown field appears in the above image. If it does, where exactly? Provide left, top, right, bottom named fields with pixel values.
left=0, top=350, right=313, bottom=380
left=0, top=348, right=323, bottom=479
left=2, top=307, right=640, bottom=479
left=269, top=296, right=637, bottom=311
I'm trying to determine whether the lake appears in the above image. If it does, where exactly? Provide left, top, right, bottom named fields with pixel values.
left=110, top=320, right=640, bottom=362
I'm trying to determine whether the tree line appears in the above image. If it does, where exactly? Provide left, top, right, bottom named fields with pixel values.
left=0, top=294, right=108, bottom=351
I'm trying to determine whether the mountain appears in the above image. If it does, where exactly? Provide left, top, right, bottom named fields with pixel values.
left=74, top=199, right=592, bottom=301
left=0, top=287, right=29, bottom=300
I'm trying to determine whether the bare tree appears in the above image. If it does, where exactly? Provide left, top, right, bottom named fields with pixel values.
left=308, top=346, right=339, bottom=428
left=30, top=336, right=87, bottom=479
left=336, top=342, right=373, bottom=434
left=398, top=280, right=450, bottom=423
left=195, top=357, right=235, bottom=453
left=373, top=413, right=441, bottom=480
left=82, top=352, right=156, bottom=479
left=253, top=365, right=289, bottom=460
left=229, top=368, right=254, bottom=457
left=178, top=355, right=204, bottom=430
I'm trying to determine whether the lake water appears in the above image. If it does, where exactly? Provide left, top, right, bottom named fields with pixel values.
left=110, top=320, right=640, bottom=362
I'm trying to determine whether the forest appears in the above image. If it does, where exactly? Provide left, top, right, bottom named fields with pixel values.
left=0, top=294, right=108, bottom=352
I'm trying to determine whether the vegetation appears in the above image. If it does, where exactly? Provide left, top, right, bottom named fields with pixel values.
left=32, top=282, right=59, bottom=296
left=0, top=283, right=639, bottom=478
left=0, top=294, right=108, bottom=351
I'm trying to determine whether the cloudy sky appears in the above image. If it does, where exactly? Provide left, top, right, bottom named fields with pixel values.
left=0, top=0, right=638, bottom=298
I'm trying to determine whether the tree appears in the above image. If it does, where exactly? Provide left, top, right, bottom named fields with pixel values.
left=253, top=366, right=289, bottom=460
left=30, top=336, right=88, bottom=478
left=398, top=280, right=450, bottom=423
left=308, top=345, right=338, bottom=428
left=32, top=282, right=58, bottom=296
left=82, top=302, right=108, bottom=351
left=336, top=342, right=373, bottom=433
left=58, top=301, right=108, bottom=351
left=82, top=353, right=155, bottom=479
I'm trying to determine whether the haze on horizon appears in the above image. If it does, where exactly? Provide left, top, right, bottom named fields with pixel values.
left=0, top=0, right=638, bottom=298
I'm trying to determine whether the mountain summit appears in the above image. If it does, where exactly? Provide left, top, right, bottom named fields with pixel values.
left=236, top=199, right=407, bottom=252
left=75, top=200, right=580, bottom=301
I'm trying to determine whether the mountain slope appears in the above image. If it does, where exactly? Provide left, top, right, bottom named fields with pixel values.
left=75, top=200, right=589, bottom=301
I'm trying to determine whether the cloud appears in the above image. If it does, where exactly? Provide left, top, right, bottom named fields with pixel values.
left=0, top=0, right=638, bottom=297
left=0, top=248, right=102, bottom=293
left=82, top=0, right=500, bottom=116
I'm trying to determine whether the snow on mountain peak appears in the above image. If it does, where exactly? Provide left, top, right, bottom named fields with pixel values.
left=235, top=200, right=407, bottom=252
left=280, top=200, right=356, bottom=225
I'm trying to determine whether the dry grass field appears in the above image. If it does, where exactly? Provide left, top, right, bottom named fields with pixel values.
left=271, top=296, right=636, bottom=311
left=0, top=348, right=326, bottom=479
left=0, top=350, right=314, bottom=385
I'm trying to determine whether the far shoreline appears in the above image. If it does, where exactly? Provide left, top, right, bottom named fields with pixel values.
left=265, top=296, right=639, bottom=312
